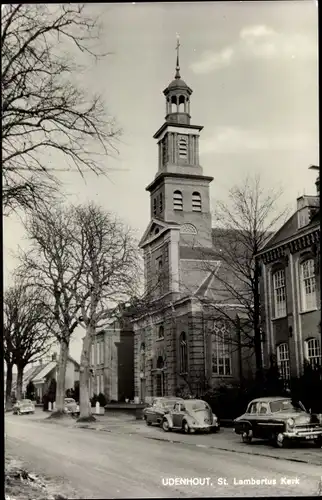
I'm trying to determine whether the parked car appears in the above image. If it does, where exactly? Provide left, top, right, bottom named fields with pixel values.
left=13, top=399, right=35, bottom=415
left=64, top=398, right=78, bottom=415
left=234, top=397, right=322, bottom=448
left=143, top=397, right=183, bottom=426
left=162, top=399, right=220, bottom=433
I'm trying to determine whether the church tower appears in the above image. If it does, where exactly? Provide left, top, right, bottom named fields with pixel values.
left=146, top=37, right=214, bottom=248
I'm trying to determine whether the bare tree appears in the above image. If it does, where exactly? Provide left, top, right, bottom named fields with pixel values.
left=2, top=4, right=120, bottom=214
left=18, top=203, right=84, bottom=415
left=3, top=279, right=54, bottom=401
left=71, top=203, right=140, bottom=421
left=193, top=175, right=289, bottom=380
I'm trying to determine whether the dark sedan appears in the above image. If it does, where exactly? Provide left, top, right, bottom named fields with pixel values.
left=234, top=397, right=322, bottom=448
left=143, top=397, right=183, bottom=426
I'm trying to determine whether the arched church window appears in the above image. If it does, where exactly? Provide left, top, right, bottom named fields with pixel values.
left=192, top=192, right=202, bottom=212
left=178, top=136, right=188, bottom=159
left=178, top=95, right=185, bottom=113
left=173, top=190, right=183, bottom=211
left=158, top=325, right=164, bottom=339
left=179, top=332, right=188, bottom=374
left=159, top=192, right=163, bottom=213
left=162, top=138, right=167, bottom=165
left=153, top=198, right=157, bottom=217
left=171, top=95, right=177, bottom=113
left=180, top=223, right=197, bottom=235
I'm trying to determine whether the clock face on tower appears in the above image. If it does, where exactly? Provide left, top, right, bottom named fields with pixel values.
left=178, top=134, right=188, bottom=160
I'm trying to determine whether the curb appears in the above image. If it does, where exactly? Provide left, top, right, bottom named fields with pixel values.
left=142, top=435, right=322, bottom=466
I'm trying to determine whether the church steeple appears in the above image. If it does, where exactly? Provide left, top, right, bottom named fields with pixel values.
left=175, top=33, right=181, bottom=79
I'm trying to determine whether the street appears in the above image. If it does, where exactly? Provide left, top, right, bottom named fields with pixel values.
left=5, top=412, right=322, bottom=498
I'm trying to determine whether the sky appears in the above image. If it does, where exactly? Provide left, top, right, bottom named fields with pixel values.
left=3, top=1, right=319, bottom=363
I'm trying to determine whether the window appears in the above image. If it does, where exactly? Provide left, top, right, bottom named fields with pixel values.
left=247, top=402, right=258, bottom=414
left=305, top=338, right=321, bottom=367
left=96, top=343, right=100, bottom=366
left=91, top=345, right=95, bottom=365
left=212, top=321, right=232, bottom=376
left=158, top=325, right=164, bottom=339
left=153, top=198, right=157, bottom=217
left=100, top=374, right=104, bottom=394
left=173, top=190, right=183, bottom=211
left=99, top=343, right=104, bottom=365
left=162, top=138, right=168, bottom=165
left=273, top=269, right=286, bottom=318
left=258, top=402, right=270, bottom=414
left=300, top=259, right=317, bottom=311
left=159, top=193, right=163, bottom=213
left=178, top=136, right=188, bottom=159
left=276, top=343, right=290, bottom=381
left=96, top=374, right=100, bottom=394
left=179, top=332, right=188, bottom=374
left=192, top=192, right=202, bottom=212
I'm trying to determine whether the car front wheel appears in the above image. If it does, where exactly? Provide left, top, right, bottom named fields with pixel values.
left=183, top=421, right=190, bottom=434
left=241, top=431, right=252, bottom=444
left=273, top=432, right=285, bottom=448
left=162, top=419, right=170, bottom=432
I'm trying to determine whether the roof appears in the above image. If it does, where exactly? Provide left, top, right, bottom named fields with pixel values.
left=32, top=361, right=56, bottom=384
left=180, top=246, right=218, bottom=261
left=166, top=78, right=191, bottom=91
left=250, top=397, right=291, bottom=403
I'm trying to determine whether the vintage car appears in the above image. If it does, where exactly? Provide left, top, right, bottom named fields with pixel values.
left=162, top=399, right=220, bottom=433
left=64, top=398, right=78, bottom=415
left=13, top=399, right=35, bottom=415
left=234, top=397, right=322, bottom=448
left=143, top=397, right=183, bottom=426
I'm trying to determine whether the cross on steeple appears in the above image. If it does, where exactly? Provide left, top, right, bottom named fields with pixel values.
left=175, top=33, right=180, bottom=79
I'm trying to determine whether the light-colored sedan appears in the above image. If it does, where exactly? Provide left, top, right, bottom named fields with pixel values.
left=143, top=397, right=183, bottom=426
left=162, top=399, right=220, bottom=433
left=13, top=399, right=35, bottom=415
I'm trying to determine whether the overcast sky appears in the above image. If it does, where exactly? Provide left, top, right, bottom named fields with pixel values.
left=3, top=1, right=318, bottom=362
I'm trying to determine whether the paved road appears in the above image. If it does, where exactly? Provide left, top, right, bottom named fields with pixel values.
left=5, top=413, right=322, bottom=498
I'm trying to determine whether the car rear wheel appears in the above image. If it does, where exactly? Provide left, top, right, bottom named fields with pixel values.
left=145, top=419, right=152, bottom=426
left=313, top=436, right=322, bottom=448
left=183, top=421, right=190, bottom=434
left=162, top=419, right=170, bottom=432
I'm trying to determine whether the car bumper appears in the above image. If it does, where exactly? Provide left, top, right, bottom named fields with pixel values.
left=283, top=429, right=322, bottom=440
left=191, top=423, right=220, bottom=432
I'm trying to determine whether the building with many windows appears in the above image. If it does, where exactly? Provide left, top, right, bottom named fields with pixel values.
left=257, top=167, right=320, bottom=384
left=132, top=45, right=256, bottom=402
left=89, top=310, right=135, bottom=402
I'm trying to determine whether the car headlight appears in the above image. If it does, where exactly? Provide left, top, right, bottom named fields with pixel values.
left=287, top=418, right=295, bottom=428
left=213, top=415, right=218, bottom=423
left=64, top=407, right=67, bottom=412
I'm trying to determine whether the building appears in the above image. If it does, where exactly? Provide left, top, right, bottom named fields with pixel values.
left=10, top=354, right=80, bottom=400
left=257, top=167, right=320, bottom=383
left=132, top=43, right=256, bottom=403
left=89, top=309, right=135, bottom=402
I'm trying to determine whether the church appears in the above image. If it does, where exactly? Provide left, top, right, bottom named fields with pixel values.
left=132, top=43, right=256, bottom=403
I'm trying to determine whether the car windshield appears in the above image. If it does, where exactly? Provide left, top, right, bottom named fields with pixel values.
left=162, top=400, right=178, bottom=409
left=186, top=401, right=208, bottom=411
left=270, top=400, right=301, bottom=413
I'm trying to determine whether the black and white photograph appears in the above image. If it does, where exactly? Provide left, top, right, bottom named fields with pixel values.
left=3, top=1, right=321, bottom=499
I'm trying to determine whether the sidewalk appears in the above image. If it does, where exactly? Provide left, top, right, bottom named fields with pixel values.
left=37, top=411, right=322, bottom=466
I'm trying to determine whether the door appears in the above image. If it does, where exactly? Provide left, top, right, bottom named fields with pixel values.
left=257, top=402, right=271, bottom=439
left=172, top=402, right=185, bottom=428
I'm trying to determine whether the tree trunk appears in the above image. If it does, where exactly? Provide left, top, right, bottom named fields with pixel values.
left=5, top=363, right=13, bottom=408
left=253, top=259, right=263, bottom=381
left=78, top=327, right=95, bottom=422
left=16, top=364, right=24, bottom=400
left=53, top=338, right=69, bottom=416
